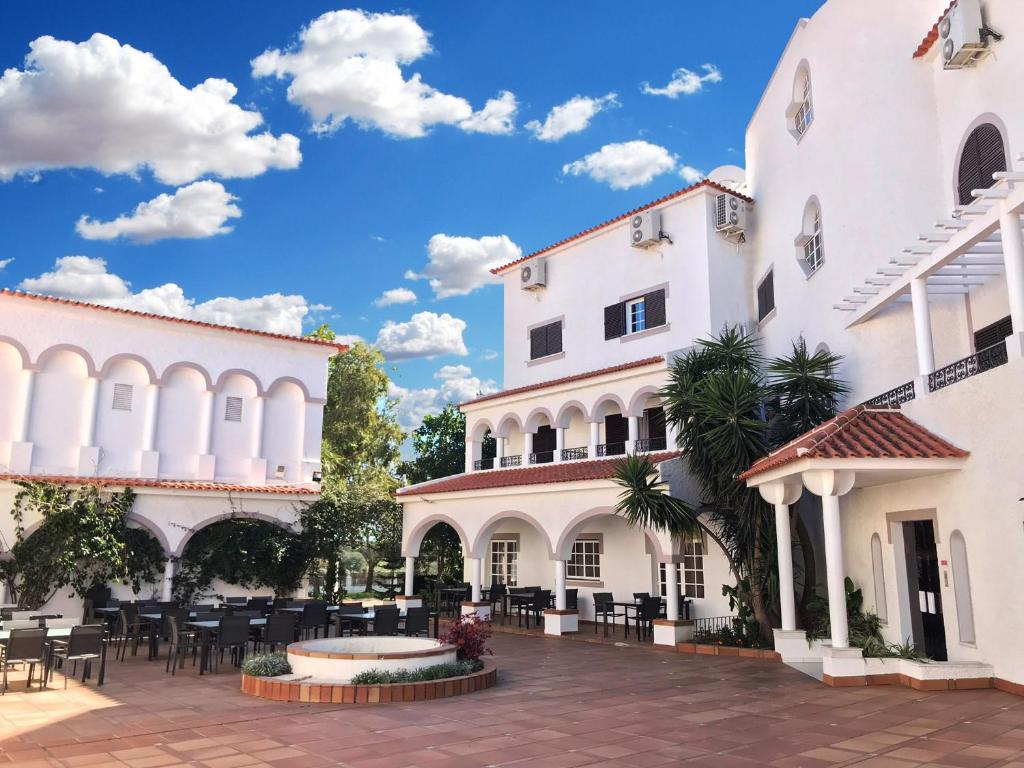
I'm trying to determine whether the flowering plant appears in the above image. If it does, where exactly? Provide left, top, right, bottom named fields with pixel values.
left=441, top=614, right=493, bottom=661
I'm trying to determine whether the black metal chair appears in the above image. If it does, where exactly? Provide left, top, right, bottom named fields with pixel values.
left=637, top=596, right=662, bottom=642
left=299, top=602, right=329, bottom=639
left=194, top=611, right=222, bottom=622
left=114, top=607, right=147, bottom=661
left=565, top=589, right=578, bottom=610
left=592, top=592, right=626, bottom=636
left=189, top=604, right=214, bottom=611
left=373, top=607, right=400, bottom=636
left=403, top=607, right=429, bottom=637
left=165, top=616, right=200, bottom=675
left=632, top=592, right=650, bottom=602
left=261, top=613, right=297, bottom=652
left=1, top=627, right=48, bottom=693
left=246, top=597, right=271, bottom=614
left=272, top=597, right=292, bottom=611
left=487, top=584, right=507, bottom=624
left=49, top=625, right=107, bottom=688
left=224, top=597, right=247, bottom=606
left=517, top=590, right=550, bottom=629
left=333, top=603, right=363, bottom=637
left=209, top=616, right=251, bottom=673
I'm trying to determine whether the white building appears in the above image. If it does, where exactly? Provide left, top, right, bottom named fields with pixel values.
left=0, top=289, right=341, bottom=610
left=399, top=0, right=1024, bottom=691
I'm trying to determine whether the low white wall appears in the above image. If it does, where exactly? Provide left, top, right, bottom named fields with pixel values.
left=287, top=637, right=456, bottom=683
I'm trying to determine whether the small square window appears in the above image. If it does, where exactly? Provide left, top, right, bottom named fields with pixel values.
left=627, top=298, right=647, bottom=334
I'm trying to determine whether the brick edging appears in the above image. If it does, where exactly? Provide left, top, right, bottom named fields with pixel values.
left=823, top=672, right=1024, bottom=694
left=240, top=664, right=496, bottom=704
left=676, top=643, right=780, bottom=660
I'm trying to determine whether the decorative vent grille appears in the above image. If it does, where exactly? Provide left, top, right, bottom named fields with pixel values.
left=224, top=396, right=243, bottom=422
left=112, top=383, right=134, bottom=411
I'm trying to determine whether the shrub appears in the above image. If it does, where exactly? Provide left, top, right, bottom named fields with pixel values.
left=241, top=652, right=291, bottom=677
left=349, top=659, right=483, bottom=685
left=440, top=614, right=493, bottom=661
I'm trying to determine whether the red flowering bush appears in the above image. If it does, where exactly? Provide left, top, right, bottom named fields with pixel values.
left=441, top=614, right=493, bottom=661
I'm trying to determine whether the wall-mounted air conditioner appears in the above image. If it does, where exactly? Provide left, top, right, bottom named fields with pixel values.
left=520, top=258, right=547, bottom=290
left=715, top=193, right=746, bottom=239
left=629, top=209, right=661, bottom=248
left=939, top=0, right=988, bottom=69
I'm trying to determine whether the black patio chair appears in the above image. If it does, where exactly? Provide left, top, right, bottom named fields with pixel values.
left=209, top=616, right=251, bottom=673
left=261, top=613, right=297, bottom=652
left=333, top=603, right=364, bottom=637
left=1, top=627, right=48, bottom=693
left=299, top=602, right=329, bottom=639
left=246, top=597, right=271, bottom=614
left=225, top=597, right=247, bottom=606
left=637, top=596, right=662, bottom=642
left=517, top=589, right=550, bottom=629
left=165, top=616, right=200, bottom=675
left=272, top=597, right=293, bottom=611
left=49, top=625, right=107, bottom=688
left=194, top=611, right=223, bottom=622
left=632, top=592, right=650, bottom=602
left=403, top=607, right=429, bottom=637
left=487, top=584, right=507, bottom=624
left=565, top=589, right=578, bottom=610
left=592, top=592, right=626, bottom=636
left=373, top=607, right=400, bottom=636
left=114, top=607, right=147, bottom=661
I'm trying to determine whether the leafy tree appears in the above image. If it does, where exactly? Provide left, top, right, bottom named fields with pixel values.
left=399, top=404, right=467, bottom=484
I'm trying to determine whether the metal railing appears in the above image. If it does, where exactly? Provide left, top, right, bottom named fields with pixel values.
left=473, top=458, right=494, bottom=471
left=634, top=436, right=668, bottom=453
left=863, top=380, right=916, bottom=407
left=693, top=615, right=736, bottom=640
left=500, top=454, right=522, bottom=468
left=529, top=450, right=555, bottom=465
left=560, top=447, right=588, bottom=461
left=928, top=340, right=1009, bottom=392
left=595, top=442, right=627, bottom=457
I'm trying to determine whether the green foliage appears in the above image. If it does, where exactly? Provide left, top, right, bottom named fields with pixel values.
left=613, top=455, right=701, bottom=538
left=349, top=659, right=483, bottom=685
left=241, top=652, right=292, bottom=677
left=766, top=338, right=849, bottom=446
left=2, top=482, right=166, bottom=609
left=399, top=404, right=467, bottom=485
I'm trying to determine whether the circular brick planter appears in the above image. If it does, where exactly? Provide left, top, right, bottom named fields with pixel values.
left=240, top=662, right=497, bottom=704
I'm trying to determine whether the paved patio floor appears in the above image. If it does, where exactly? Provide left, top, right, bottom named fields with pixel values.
left=1, top=631, right=1022, bottom=767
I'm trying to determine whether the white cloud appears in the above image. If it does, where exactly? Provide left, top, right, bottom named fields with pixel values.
left=458, top=90, right=517, bottom=135
left=0, top=258, right=12, bottom=271
left=562, top=140, right=678, bottom=190
left=17, top=256, right=324, bottom=336
left=480, top=349, right=499, bottom=361
left=75, top=181, right=242, bottom=243
left=374, top=287, right=417, bottom=307
left=375, top=310, right=467, bottom=360
left=525, top=93, right=617, bottom=142
left=252, top=9, right=512, bottom=140
left=641, top=64, right=722, bottom=98
left=406, top=233, right=521, bottom=299
left=679, top=165, right=704, bottom=184
left=389, top=364, right=497, bottom=431
left=0, top=33, right=300, bottom=185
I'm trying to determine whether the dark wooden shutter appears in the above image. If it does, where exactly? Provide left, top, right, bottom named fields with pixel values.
left=958, top=124, right=1006, bottom=206
left=546, top=321, right=563, bottom=355
left=529, top=326, right=546, bottom=360
left=757, top=270, right=775, bottom=321
left=973, top=315, right=1012, bottom=351
left=605, top=414, right=628, bottom=443
left=604, top=302, right=626, bottom=339
left=644, top=407, right=666, bottom=442
left=644, top=289, right=666, bottom=328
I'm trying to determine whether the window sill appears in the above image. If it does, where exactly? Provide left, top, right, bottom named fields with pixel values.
left=619, top=322, right=670, bottom=344
left=527, top=351, right=565, bottom=367
left=757, top=308, right=777, bottom=328
left=566, top=579, right=604, bottom=588
left=802, top=262, right=824, bottom=281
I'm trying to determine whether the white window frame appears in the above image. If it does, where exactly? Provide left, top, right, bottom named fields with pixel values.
left=489, top=538, right=518, bottom=587
left=566, top=538, right=601, bottom=581
left=786, top=65, right=814, bottom=141
left=802, top=208, right=824, bottom=274
left=626, top=297, right=647, bottom=334
left=682, top=532, right=705, bottom=599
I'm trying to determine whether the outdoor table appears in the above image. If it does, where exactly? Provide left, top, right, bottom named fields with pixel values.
left=139, top=612, right=198, bottom=660
left=339, top=610, right=439, bottom=639
left=186, top=618, right=266, bottom=674
left=439, top=588, right=467, bottom=616
left=0, top=626, right=73, bottom=642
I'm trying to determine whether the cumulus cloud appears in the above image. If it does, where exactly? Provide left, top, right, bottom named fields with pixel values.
left=0, top=258, right=12, bottom=271
left=375, top=311, right=468, bottom=360
left=75, top=181, right=242, bottom=243
left=252, top=9, right=513, bottom=140
left=562, top=140, right=678, bottom=190
left=679, top=165, right=704, bottom=183
left=405, top=233, right=521, bottom=299
left=525, top=93, right=617, bottom=142
left=17, top=256, right=323, bottom=336
left=641, top=64, right=722, bottom=98
left=0, top=33, right=301, bottom=185
left=389, top=364, right=497, bottom=431
left=374, top=287, right=417, bottom=307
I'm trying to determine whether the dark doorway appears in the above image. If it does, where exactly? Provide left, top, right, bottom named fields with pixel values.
left=604, top=414, right=628, bottom=455
left=643, top=407, right=667, bottom=450
left=901, top=520, right=947, bottom=661
left=532, top=425, right=556, bottom=463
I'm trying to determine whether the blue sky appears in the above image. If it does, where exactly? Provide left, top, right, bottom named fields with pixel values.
left=0, top=1, right=824, bottom=431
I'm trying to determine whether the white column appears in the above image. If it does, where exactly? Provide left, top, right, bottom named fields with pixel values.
left=471, top=557, right=482, bottom=602
left=554, top=427, right=565, bottom=462
left=554, top=559, right=567, bottom=610
left=202, top=390, right=217, bottom=454
left=910, top=277, right=935, bottom=376
left=999, top=204, right=1024, bottom=342
left=774, top=503, right=796, bottom=632
left=404, top=556, right=415, bottom=596
left=15, top=369, right=36, bottom=443
left=821, top=494, right=849, bottom=648
left=523, top=431, right=534, bottom=463
left=589, top=421, right=600, bottom=458
left=464, top=440, right=474, bottom=473
left=495, top=436, right=505, bottom=462
left=664, top=561, right=680, bottom=621
left=252, top=395, right=266, bottom=458
left=82, top=376, right=101, bottom=446
left=161, top=558, right=176, bottom=602
left=626, top=415, right=639, bottom=454
left=142, top=384, right=161, bottom=452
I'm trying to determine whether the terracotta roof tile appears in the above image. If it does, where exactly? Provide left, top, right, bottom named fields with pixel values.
left=0, top=290, right=347, bottom=351
left=491, top=180, right=753, bottom=274
left=913, top=0, right=957, bottom=58
left=0, top=474, right=321, bottom=495
left=461, top=356, right=664, bottom=408
left=397, top=451, right=682, bottom=497
left=738, top=405, right=968, bottom=481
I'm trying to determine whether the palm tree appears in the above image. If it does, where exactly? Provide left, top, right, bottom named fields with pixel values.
left=613, top=328, right=847, bottom=643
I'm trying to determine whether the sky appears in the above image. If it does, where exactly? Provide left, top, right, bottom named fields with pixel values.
left=0, top=1, right=825, bottom=433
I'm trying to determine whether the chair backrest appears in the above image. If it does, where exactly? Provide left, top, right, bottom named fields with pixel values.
left=633, top=592, right=650, bottom=602
left=489, top=584, right=507, bottom=600
left=44, top=617, right=80, bottom=629
left=338, top=603, right=363, bottom=615
left=232, top=610, right=262, bottom=619
left=403, top=607, right=429, bottom=636
left=246, top=598, right=270, bottom=612
left=163, top=608, right=190, bottom=636
left=264, top=613, right=297, bottom=645
left=6, top=627, right=48, bottom=660
left=272, top=597, right=292, bottom=609
left=565, top=589, right=578, bottom=610
left=532, top=590, right=551, bottom=610
left=508, top=587, right=529, bottom=595
left=195, top=612, right=222, bottom=621
left=217, top=615, right=251, bottom=646
left=4, top=619, right=39, bottom=630
left=641, top=595, right=662, bottom=621
left=225, top=597, right=247, bottom=605
left=66, top=624, right=105, bottom=657
left=373, top=607, right=400, bottom=636
left=189, top=604, right=214, bottom=611
left=592, top=592, right=613, bottom=611
left=301, top=602, right=328, bottom=626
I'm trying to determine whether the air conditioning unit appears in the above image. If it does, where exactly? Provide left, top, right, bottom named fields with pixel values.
left=715, top=193, right=746, bottom=238
left=629, top=209, right=661, bottom=248
left=520, top=258, right=547, bottom=290
left=939, top=0, right=985, bottom=69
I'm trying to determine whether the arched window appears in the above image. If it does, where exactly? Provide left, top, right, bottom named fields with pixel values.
left=949, top=530, right=976, bottom=644
left=957, top=123, right=1006, bottom=205
left=795, top=199, right=824, bottom=276
left=870, top=534, right=887, bottom=623
left=787, top=64, right=813, bottom=139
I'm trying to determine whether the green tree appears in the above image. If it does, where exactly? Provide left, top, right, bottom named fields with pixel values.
left=399, top=404, right=467, bottom=484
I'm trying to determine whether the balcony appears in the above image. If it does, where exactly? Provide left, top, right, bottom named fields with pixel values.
left=473, top=458, right=494, bottom=471
left=500, top=455, right=522, bottom=468
left=560, top=447, right=588, bottom=461
left=634, top=436, right=668, bottom=452
left=596, top=442, right=626, bottom=457
left=928, top=341, right=1008, bottom=392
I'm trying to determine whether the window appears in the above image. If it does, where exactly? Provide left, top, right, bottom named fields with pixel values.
left=529, top=320, right=563, bottom=360
left=870, top=533, right=887, bottom=623
left=224, top=395, right=243, bottom=422
left=490, top=538, right=518, bottom=586
left=605, top=288, right=666, bottom=340
left=949, top=531, right=975, bottom=644
left=111, top=383, right=133, bottom=411
left=801, top=205, right=824, bottom=274
left=658, top=535, right=704, bottom=599
left=627, top=297, right=646, bottom=334
left=566, top=538, right=601, bottom=581
left=756, top=269, right=775, bottom=322
left=957, top=123, right=1006, bottom=206
left=973, top=315, right=1012, bottom=352
left=787, top=65, right=813, bottom=139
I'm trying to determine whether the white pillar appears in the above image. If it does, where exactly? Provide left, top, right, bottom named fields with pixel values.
left=252, top=396, right=266, bottom=458
left=910, top=277, right=935, bottom=376
left=589, top=421, right=600, bottom=458
left=202, top=391, right=217, bottom=455
left=626, top=415, right=639, bottom=454
left=821, top=494, right=849, bottom=649
left=404, top=556, right=415, bottom=596
left=554, top=427, right=565, bottom=462
left=664, top=561, right=680, bottom=621
left=495, top=436, right=505, bottom=462
left=464, top=440, right=474, bottom=473
left=142, top=384, right=160, bottom=452
left=524, top=432, right=534, bottom=463
left=555, top=560, right=566, bottom=610
left=999, top=204, right=1024, bottom=343
left=774, top=503, right=796, bottom=632
left=82, top=376, right=101, bottom=446
left=161, top=558, right=176, bottom=602
left=15, top=369, right=36, bottom=443
left=471, top=557, right=482, bottom=602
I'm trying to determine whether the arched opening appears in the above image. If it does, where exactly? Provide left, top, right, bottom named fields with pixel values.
left=787, top=62, right=813, bottom=139
left=157, top=364, right=209, bottom=478
left=263, top=379, right=306, bottom=482
left=628, top=389, right=668, bottom=452
left=592, top=395, right=628, bottom=456
left=957, top=122, right=1007, bottom=206
left=95, top=357, right=152, bottom=475
left=796, top=198, right=824, bottom=277
left=211, top=372, right=261, bottom=481
left=0, top=341, right=26, bottom=465
left=554, top=401, right=589, bottom=460
left=524, top=407, right=556, bottom=464
left=949, top=530, right=975, bottom=644
left=29, top=347, right=93, bottom=472
left=403, top=516, right=469, bottom=609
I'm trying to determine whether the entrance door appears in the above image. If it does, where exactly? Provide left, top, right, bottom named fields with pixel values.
left=903, top=520, right=947, bottom=661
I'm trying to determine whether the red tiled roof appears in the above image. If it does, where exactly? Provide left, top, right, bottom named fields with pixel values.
left=461, top=356, right=664, bottom=408
left=0, top=290, right=347, bottom=351
left=913, top=0, right=957, bottom=58
left=396, top=451, right=683, bottom=497
left=491, top=180, right=754, bottom=274
left=0, top=474, right=321, bottom=495
left=738, top=405, right=968, bottom=481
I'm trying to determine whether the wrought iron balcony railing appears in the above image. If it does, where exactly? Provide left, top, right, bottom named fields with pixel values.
left=529, top=450, right=555, bottom=465
left=499, top=454, right=522, bottom=468
left=863, top=380, right=916, bottom=407
left=595, top=442, right=626, bottom=457
left=473, top=458, right=494, bottom=471
left=560, top=447, right=588, bottom=461
left=928, top=341, right=1009, bottom=393
left=634, top=436, right=668, bottom=453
